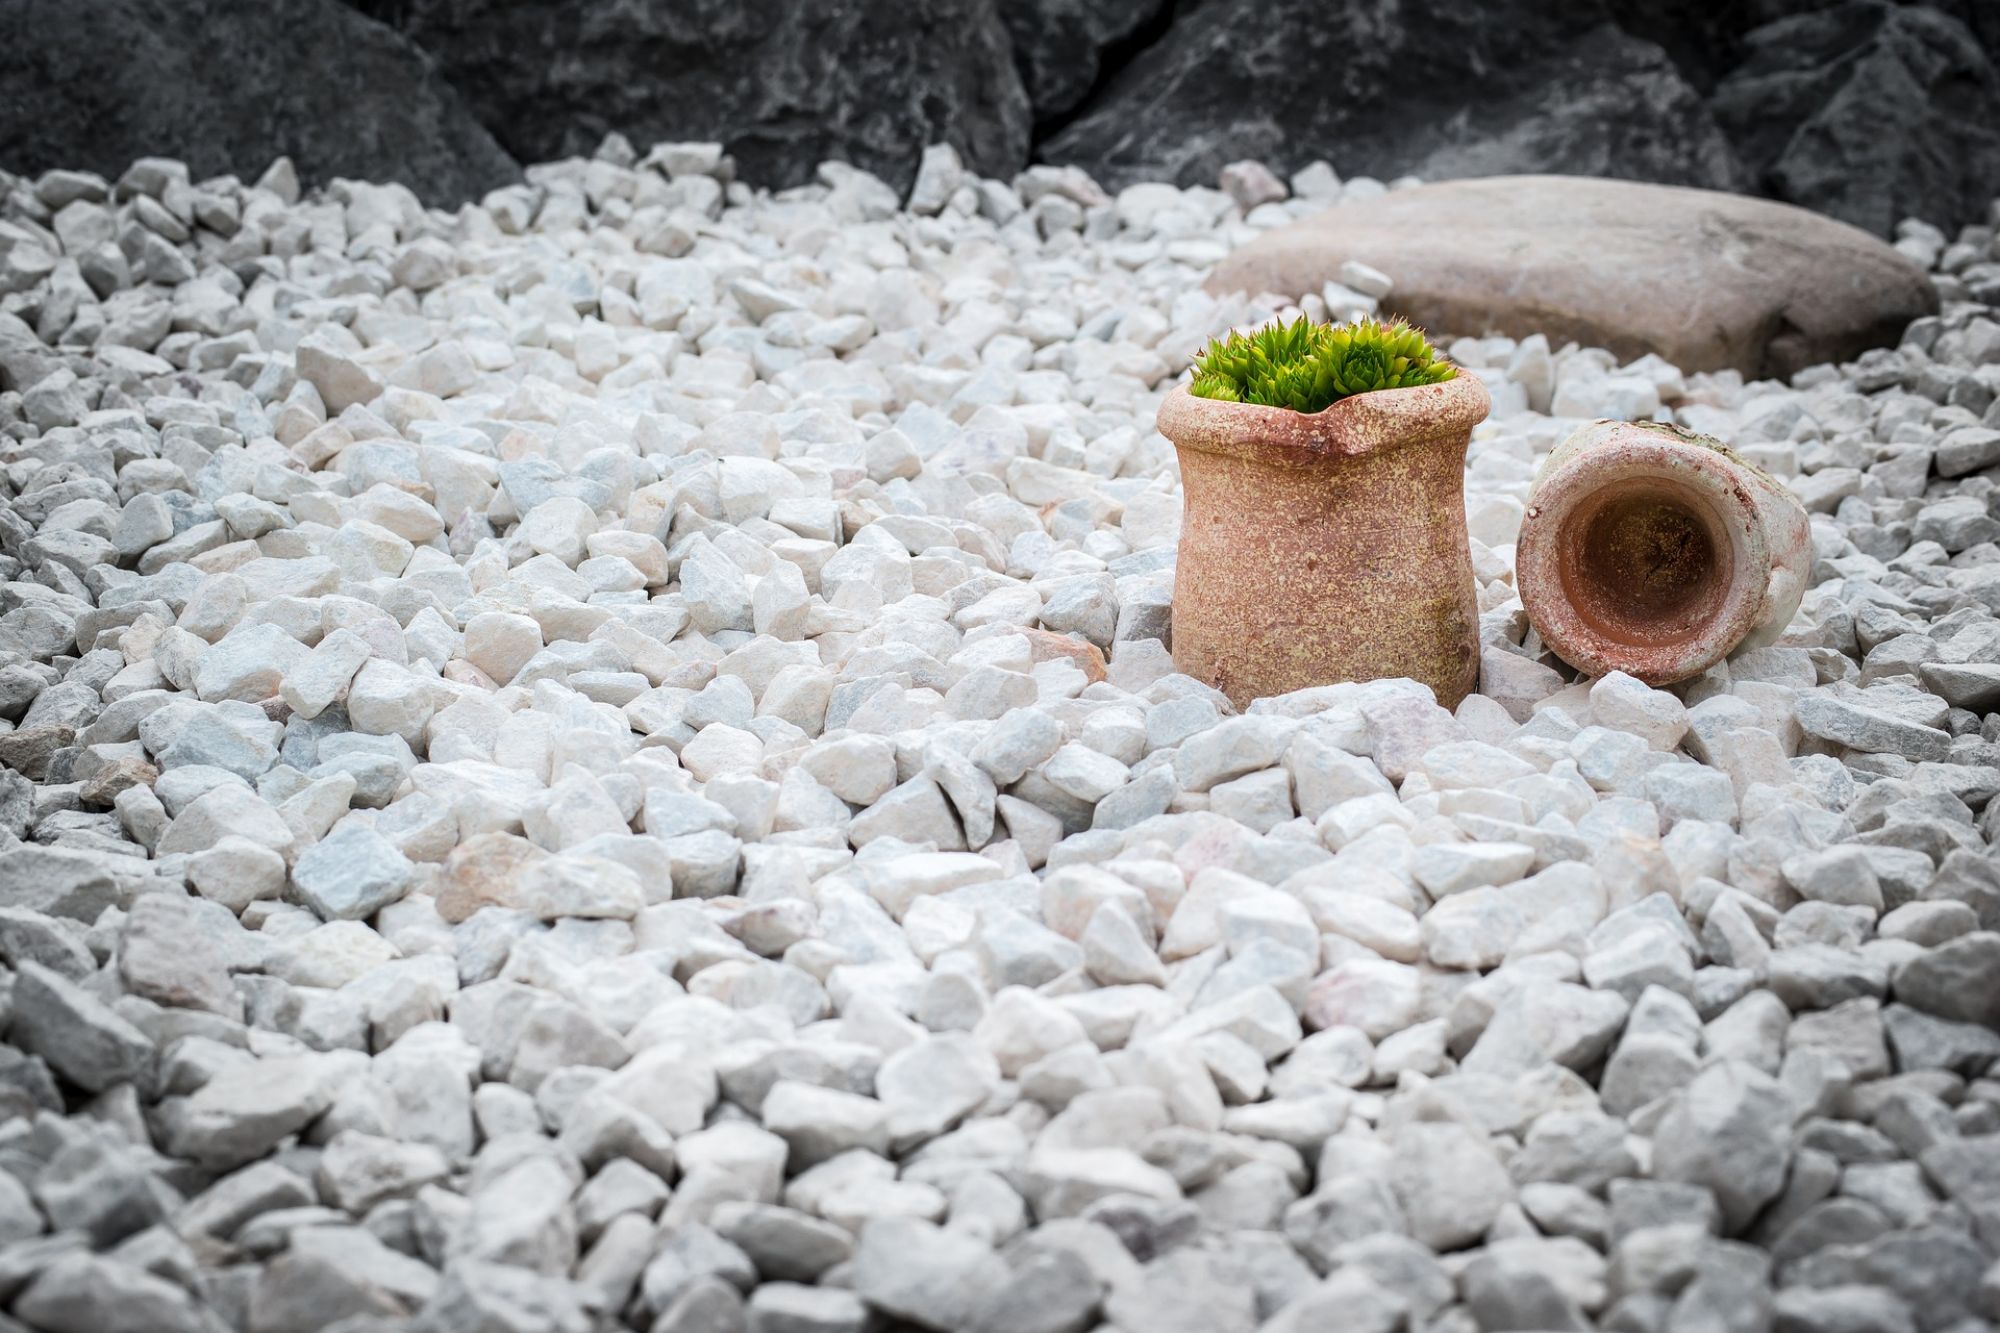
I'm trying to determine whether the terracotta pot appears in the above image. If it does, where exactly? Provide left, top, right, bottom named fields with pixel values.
left=1515, top=420, right=1812, bottom=686
left=1156, top=375, right=1491, bottom=710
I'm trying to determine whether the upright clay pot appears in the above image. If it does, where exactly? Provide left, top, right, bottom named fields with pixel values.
left=1156, top=374, right=1491, bottom=710
left=1515, top=420, right=1812, bottom=685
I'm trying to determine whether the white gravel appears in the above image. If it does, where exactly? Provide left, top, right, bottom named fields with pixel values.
left=0, top=140, right=1998, bottom=1333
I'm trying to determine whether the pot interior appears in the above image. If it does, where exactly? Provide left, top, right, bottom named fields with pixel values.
left=1553, top=479, right=1733, bottom=651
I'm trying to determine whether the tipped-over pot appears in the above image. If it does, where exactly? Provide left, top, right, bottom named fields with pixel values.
left=1515, top=420, right=1811, bottom=685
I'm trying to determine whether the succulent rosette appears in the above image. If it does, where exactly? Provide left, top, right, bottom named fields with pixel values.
left=1189, top=315, right=1455, bottom=413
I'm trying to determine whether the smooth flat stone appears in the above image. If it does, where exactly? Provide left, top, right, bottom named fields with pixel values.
left=1206, top=174, right=1936, bottom=379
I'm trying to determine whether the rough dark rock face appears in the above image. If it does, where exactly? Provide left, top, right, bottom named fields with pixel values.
left=0, top=0, right=519, bottom=207
left=1713, top=1, right=2000, bottom=237
left=1609, top=0, right=1834, bottom=94
left=1036, top=0, right=1747, bottom=195
left=997, top=0, right=1173, bottom=128
left=351, top=0, right=1032, bottom=194
left=5, top=0, right=1997, bottom=231
left=1918, top=0, right=2000, bottom=72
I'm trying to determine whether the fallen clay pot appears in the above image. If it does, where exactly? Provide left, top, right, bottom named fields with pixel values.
left=1157, top=373, right=1490, bottom=710
left=1515, top=420, right=1812, bottom=686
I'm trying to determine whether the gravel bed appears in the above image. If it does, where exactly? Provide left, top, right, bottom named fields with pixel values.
left=0, top=140, right=1998, bottom=1333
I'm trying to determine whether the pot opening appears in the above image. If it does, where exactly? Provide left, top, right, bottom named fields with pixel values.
left=1555, top=482, right=1731, bottom=651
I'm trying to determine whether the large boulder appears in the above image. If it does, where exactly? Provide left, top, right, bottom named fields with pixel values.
left=1037, top=0, right=1746, bottom=193
left=351, top=0, right=1032, bottom=192
left=1205, top=175, right=1938, bottom=380
left=0, top=0, right=519, bottom=206
left=1712, top=1, right=2000, bottom=235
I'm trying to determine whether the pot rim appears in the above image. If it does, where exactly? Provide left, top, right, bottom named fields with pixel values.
left=1155, top=373, right=1492, bottom=467
left=1516, top=434, right=1773, bottom=685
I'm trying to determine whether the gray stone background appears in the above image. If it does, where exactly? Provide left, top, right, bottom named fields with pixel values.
left=4, top=0, right=1999, bottom=235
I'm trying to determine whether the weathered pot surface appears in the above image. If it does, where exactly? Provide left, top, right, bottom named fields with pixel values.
left=1515, top=419, right=1812, bottom=686
left=1157, top=373, right=1490, bottom=710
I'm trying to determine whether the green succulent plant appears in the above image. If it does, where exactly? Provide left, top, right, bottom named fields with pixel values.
left=1188, top=315, right=1455, bottom=413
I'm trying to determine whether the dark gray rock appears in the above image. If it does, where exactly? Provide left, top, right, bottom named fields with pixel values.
left=0, top=0, right=520, bottom=206
left=1929, top=0, right=2000, bottom=63
left=998, top=0, right=1169, bottom=127
left=1038, top=0, right=1746, bottom=192
left=353, top=0, right=1032, bottom=192
left=1608, top=0, right=1769, bottom=95
left=1712, top=1, right=2000, bottom=235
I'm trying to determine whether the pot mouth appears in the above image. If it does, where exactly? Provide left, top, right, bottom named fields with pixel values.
left=1155, top=374, right=1492, bottom=465
left=1517, top=439, right=1769, bottom=684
